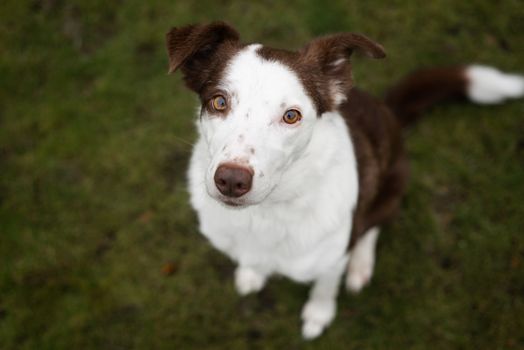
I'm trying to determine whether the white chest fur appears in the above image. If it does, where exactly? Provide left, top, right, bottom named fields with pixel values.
left=187, top=112, right=358, bottom=282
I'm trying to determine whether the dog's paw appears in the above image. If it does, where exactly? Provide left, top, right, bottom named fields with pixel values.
left=234, top=266, right=266, bottom=296
left=301, top=298, right=335, bottom=340
left=345, top=257, right=373, bottom=293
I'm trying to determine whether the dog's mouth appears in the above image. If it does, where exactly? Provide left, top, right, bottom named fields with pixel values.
left=206, top=169, right=276, bottom=208
left=211, top=183, right=278, bottom=209
left=223, top=199, right=242, bottom=207
left=219, top=197, right=249, bottom=208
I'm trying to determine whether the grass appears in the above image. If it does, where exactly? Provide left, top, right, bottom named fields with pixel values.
left=1, top=0, right=524, bottom=348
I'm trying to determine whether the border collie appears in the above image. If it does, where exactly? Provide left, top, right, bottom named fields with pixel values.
left=165, top=22, right=524, bottom=339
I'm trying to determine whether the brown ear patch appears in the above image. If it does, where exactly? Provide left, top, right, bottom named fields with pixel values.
left=166, top=22, right=240, bottom=74
left=166, top=22, right=241, bottom=92
left=256, top=33, right=385, bottom=114
left=301, top=33, right=385, bottom=66
left=299, top=33, right=385, bottom=112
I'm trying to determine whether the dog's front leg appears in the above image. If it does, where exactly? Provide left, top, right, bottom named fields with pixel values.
left=234, top=265, right=268, bottom=296
left=301, top=257, right=347, bottom=340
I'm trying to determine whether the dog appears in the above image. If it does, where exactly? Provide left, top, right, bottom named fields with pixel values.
left=165, top=22, right=524, bottom=339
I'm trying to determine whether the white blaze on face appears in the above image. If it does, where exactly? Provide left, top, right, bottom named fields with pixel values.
left=199, top=44, right=318, bottom=205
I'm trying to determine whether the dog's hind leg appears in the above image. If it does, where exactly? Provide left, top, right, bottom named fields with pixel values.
left=345, top=227, right=380, bottom=293
left=345, top=155, right=407, bottom=293
left=301, top=257, right=347, bottom=340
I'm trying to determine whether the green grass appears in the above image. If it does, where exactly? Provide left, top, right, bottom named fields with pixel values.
left=1, top=0, right=524, bottom=348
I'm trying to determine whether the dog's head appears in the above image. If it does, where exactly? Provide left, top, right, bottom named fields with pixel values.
left=166, top=22, right=384, bottom=207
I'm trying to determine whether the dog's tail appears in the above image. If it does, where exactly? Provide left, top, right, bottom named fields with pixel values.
left=385, top=65, right=524, bottom=126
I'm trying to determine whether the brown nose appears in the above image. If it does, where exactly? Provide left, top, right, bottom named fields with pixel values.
left=214, top=164, right=253, bottom=198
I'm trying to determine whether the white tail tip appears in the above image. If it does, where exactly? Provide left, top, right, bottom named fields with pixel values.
left=466, top=65, right=524, bottom=104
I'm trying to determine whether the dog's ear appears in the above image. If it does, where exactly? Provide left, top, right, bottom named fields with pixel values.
left=301, top=32, right=385, bottom=67
left=300, top=33, right=385, bottom=106
left=166, top=22, right=240, bottom=92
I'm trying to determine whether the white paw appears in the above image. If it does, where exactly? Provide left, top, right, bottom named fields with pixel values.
left=345, top=258, right=373, bottom=293
left=234, top=266, right=266, bottom=296
left=301, top=299, right=335, bottom=340
left=346, top=228, right=379, bottom=293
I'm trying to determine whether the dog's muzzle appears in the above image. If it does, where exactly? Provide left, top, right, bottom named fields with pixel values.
left=213, top=163, right=253, bottom=198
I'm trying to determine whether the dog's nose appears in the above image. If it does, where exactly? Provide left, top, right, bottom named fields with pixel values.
left=214, top=164, right=253, bottom=198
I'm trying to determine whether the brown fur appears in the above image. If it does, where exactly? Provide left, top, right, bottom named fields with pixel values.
left=166, top=22, right=243, bottom=95
left=257, top=33, right=385, bottom=114
left=341, top=89, right=408, bottom=248
left=385, top=66, right=468, bottom=126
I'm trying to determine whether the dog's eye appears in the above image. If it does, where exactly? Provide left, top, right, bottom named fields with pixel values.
left=211, top=95, right=227, bottom=111
left=282, top=109, right=302, bottom=124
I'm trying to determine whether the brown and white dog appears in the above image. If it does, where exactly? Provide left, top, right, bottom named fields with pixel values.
left=166, top=22, right=524, bottom=339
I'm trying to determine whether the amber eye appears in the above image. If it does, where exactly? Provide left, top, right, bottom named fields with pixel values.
left=211, top=95, right=227, bottom=111
left=282, top=109, right=302, bottom=124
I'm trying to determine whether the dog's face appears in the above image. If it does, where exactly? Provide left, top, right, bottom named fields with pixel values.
left=196, top=45, right=319, bottom=206
left=166, top=22, right=384, bottom=207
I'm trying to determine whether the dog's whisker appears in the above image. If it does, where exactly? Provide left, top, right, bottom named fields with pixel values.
left=172, top=136, right=196, bottom=149
left=167, top=137, right=197, bottom=156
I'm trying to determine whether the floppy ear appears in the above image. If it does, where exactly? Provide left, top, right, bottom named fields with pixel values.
left=302, top=33, right=385, bottom=63
left=301, top=33, right=385, bottom=106
left=166, top=22, right=240, bottom=92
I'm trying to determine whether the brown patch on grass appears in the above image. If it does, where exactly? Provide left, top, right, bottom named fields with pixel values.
left=432, top=185, right=466, bottom=229
left=161, top=262, right=178, bottom=276
left=94, top=230, right=117, bottom=258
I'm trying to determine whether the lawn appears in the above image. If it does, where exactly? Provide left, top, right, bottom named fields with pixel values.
left=1, top=0, right=524, bottom=349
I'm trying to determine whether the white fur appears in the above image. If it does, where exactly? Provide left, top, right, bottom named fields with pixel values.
left=188, top=45, right=359, bottom=339
left=466, top=65, right=524, bottom=104
left=330, top=81, right=348, bottom=106
left=235, top=266, right=267, bottom=295
left=301, top=256, right=347, bottom=339
left=346, top=227, right=380, bottom=293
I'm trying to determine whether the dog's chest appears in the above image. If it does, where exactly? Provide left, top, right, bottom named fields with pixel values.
left=196, top=199, right=352, bottom=282
left=189, top=162, right=356, bottom=281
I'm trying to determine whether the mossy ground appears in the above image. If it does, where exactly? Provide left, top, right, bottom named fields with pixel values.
left=1, top=1, right=524, bottom=349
